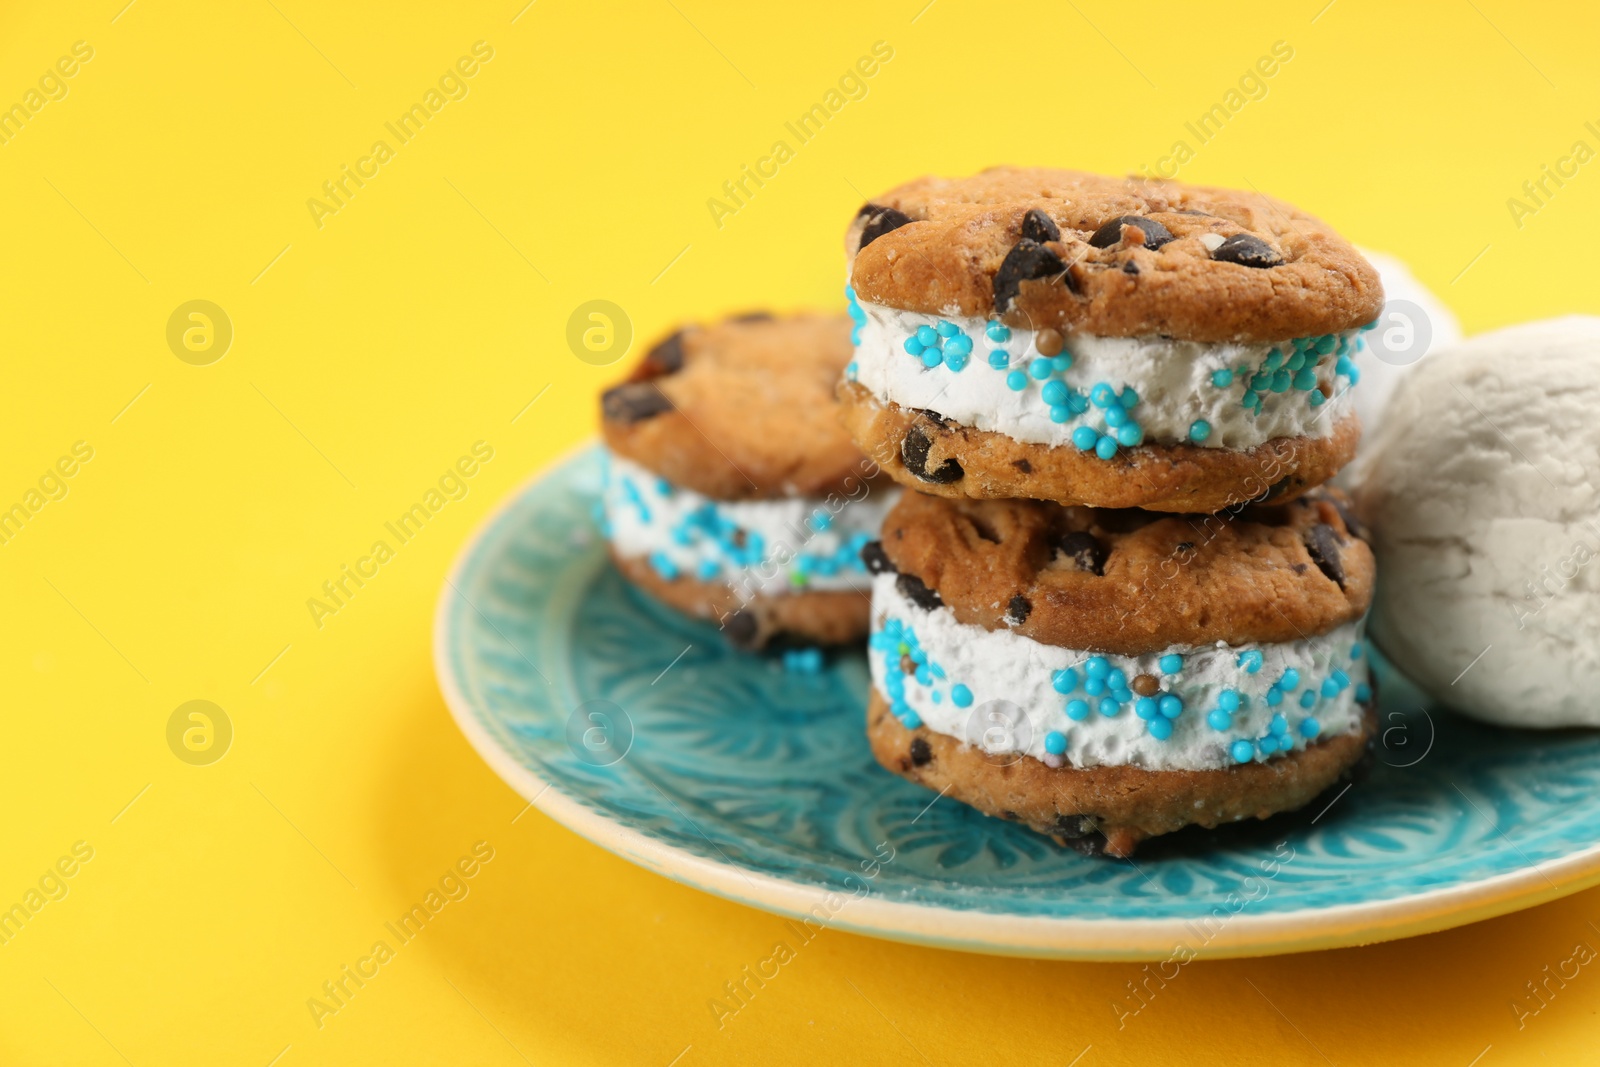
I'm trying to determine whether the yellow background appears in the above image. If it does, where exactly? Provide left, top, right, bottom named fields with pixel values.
left=3, top=0, right=1597, bottom=1062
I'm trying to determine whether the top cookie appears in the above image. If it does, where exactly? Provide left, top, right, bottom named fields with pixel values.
left=877, top=486, right=1373, bottom=655
left=847, top=167, right=1382, bottom=344
left=601, top=312, right=866, bottom=500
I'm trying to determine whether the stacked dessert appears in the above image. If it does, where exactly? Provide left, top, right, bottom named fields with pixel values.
left=599, top=312, right=895, bottom=649
left=841, top=168, right=1384, bottom=856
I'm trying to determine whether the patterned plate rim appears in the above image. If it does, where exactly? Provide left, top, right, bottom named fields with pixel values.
left=433, top=440, right=1600, bottom=961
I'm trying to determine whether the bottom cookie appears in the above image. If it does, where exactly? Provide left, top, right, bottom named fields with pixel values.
left=613, top=550, right=870, bottom=648
left=866, top=690, right=1375, bottom=857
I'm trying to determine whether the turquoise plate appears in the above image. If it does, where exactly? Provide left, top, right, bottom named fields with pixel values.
left=434, top=446, right=1600, bottom=960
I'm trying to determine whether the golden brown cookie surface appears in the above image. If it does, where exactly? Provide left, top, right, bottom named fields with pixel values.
left=867, top=691, right=1375, bottom=857
left=847, top=167, right=1383, bottom=344
left=839, top=380, right=1359, bottom=513
left=601, top=312, right=863, bottom=500
left=878, top=485, right=1372, bottom=655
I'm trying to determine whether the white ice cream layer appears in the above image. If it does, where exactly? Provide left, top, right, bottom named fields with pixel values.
left=869, top=573, right=1368, bottom=772
left=601, top=453, right=896, bottom=598
left=850, top=300, right=1361, bottom=451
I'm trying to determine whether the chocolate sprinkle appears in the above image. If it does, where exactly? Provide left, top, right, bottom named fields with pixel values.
left=992, top=238, right=1067, bottom=312
left=860, top=540, right=896, bottom=575
left=1020, top=207, right=1061, bottom=244
left=1211, top=233, right=1284, bottom=268
left=1089, top=215, right=1174, bottom=250
left=901, top=424, right=964, bottom=484
left=601, top=382, right=673, bottom=424
left=895, top=573, right=943, bottom=611
left=1304, top=523, right=1346, bottom=586
left=857, top=204, right=913, bottom=251
left=1057, top=530, right=1108, bottom=576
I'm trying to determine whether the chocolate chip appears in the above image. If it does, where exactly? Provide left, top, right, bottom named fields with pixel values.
left=911, top=407, right=954, bottom=429
left=909, top=737, right=932, bottom=766
left=1211, top=233, right=1284, bottom=268
left=895, top=573, right=943, bottom=611
left=857, top=204, right=913, bottom=251
left=1064, top=832, right=1108, bottom=858
left=1013, top=458, right=1032, bottom=474
left=901, top=424, right=964, bottom=484
left=723, top=609, right=759, bottom=649
left=861, top=540, right=896, bottom=575
left=640, top=330, right=686, bottom=376
left=1132, top=674, right=1160, bottom=697
left=1176, top=541, right=1194, bottom=552
left=1007, top=595, right=1032, bottom=624
left=1020, top=207, right=1060, bottom=243
left=1057, top=530, right=1107, bottom=575
left=729, top=310, right=773, bottom=322
left=992, top=238, right=1067, bottom=312
left=602, top=382, right=672, bottom=423
left=1326, top=493, right=1366, bottom=540
left=1053, top=813, right=1096, bottom=839
left=1304, top=523, right=1345, bottom=586
left=1089, top=215, right=1174, bottom=250
left=1121, top=260, right=1140, bottom=275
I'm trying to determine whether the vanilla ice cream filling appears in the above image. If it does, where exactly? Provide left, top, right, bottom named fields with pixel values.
left=846, top=296, right=1365, bottom=452
left=600, top=452, right=896, bottom=598
left=869, top=572, right=1369, bottom=772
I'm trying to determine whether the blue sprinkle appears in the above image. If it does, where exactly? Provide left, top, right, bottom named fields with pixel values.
left=1330, top=668, right=1350, bottom=691
left=1135, top=696, right=1159, bottom=720
left=1042, top=380, right=1069, bottom=406
left=901, top=710, right=922, bottom=729
left=1218, top=689, right=1241, bottom=713
left=1263, top=349, right=1285, bottom=371
left=1104, top=404, right=1128, bottom=429
left=1355, top=682, right=1372, bottom=703
left=1090, top=383, right=1117, bottom=408
left=1321, top=676, right=1340, bottom=698
left=1083, top=677, right=1106, bottom=697
left=986, top=321, right=1010, bottom=343
left=1049, top=404, right=1071, bottom=423
left=1106, top=667, right=1127, bottom=690
left=1052, top=354, right=1073, bottom=373
left=1029, top=358, right=1054, bottom=381
left=650, top=551, right=679, bottom=579
left=1148, top=717, right=1173, bottom=741
left=1098, top=696, right=1121, bottom=717
left=1266, top=688, right=1284, bottom=707
left=950, top=684, right=973, bottom=708
left=1066, top=699, right=1090, bottom=721
left=1259, top=735, right=1279, bottom=755
left=935, top=320, right=958, bottom=338
left=944, top=348, right=969, bottom=372
left=1270, top=369, right=1291, bottom=393
left=1111, top=687, right=1133, bottom=705
left=1278, top=667, right=1300, bottom=692
left=988, top=349, right=1010, bottom=369
left=930, top=690, right=942, bottom=704
left=1300, top=717, right=1321, bottom=738
left=916, top=325, right=938, bottom=347
left=1159, top=694, right=1184, bottom=719
left=921, top=349, right=943, bottom=369
left=1189, top=420, right=1211, bottom=443
left=845, top=360, right=858, bottom=380
left=1045, top=730, right=1067, bottom=755
left=1052, top=668, right=1079, bottom=694
left=809, top=510, right=834, bottom=532
left=1237, top=650, right=1264, bottom=674
left=1299, top=689, right=1317, bottom=709
left=903, top=336, right=924, bottom=356
left=1231, top=740, right=1255, bottom=764
left=1095, top=435, right=1118, bottom=460
left=1308, top=390, right=1326, bottom=408
left=1293, top=367, right=1318, bottom=392
left=1351, top=643, right=1364, bottom=660
left=1006, top=370, right=1028, bottom=391
left=945, top=332, right=972, bottom=356
left=1207, top=708, right=1232, bottom=731
left=1085, top=657, right=1110, bottom=678
left=1119, top=387, right=1139, bottom=409
left=1212, top=368, right=1234, bottom=387
left=1159, top=654, right=1184, bottom=674
left=914, top=665, right=931, bottom=686
left=1269, top=713, right=1289, bottom=736
left=1117, top=423, right=1143, bottom=447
